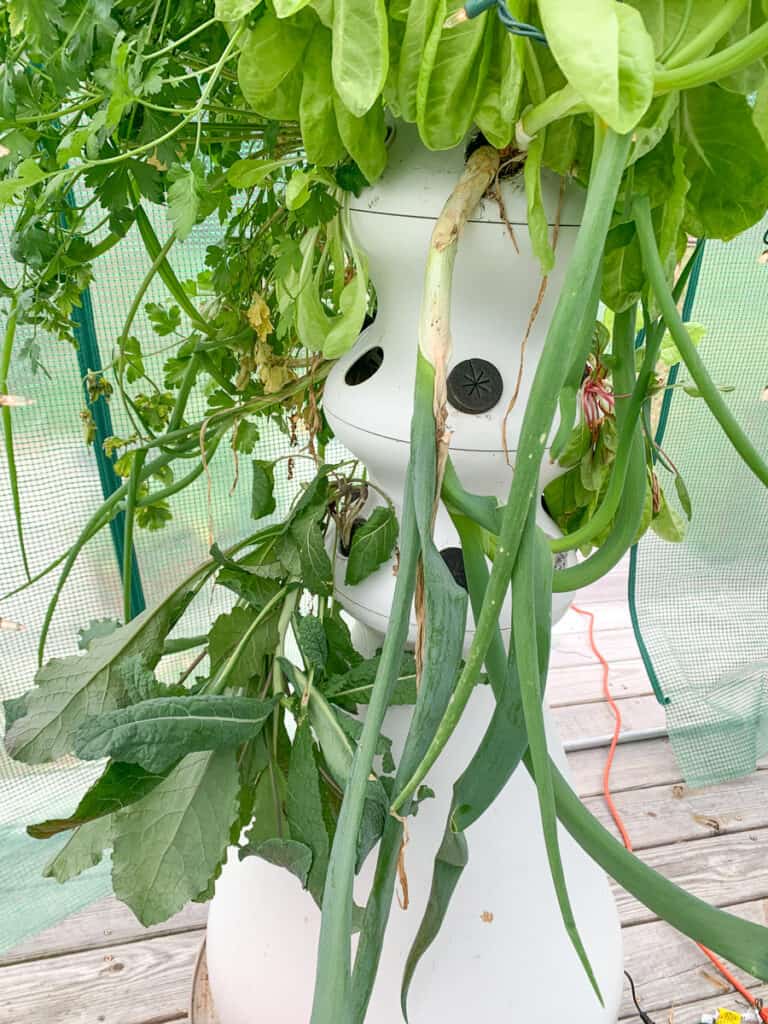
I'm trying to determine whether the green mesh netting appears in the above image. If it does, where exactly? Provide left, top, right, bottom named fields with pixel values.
left=630, top=215, right=768, bottom=787
left=0, top=201, right=324, bottom=953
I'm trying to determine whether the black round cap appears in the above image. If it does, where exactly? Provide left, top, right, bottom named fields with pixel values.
left=447, top=358, right=504, bottom=415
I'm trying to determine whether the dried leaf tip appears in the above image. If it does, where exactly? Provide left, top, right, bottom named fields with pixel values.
left=444, top=7, right=469, bottom=29
left=0, top=617, right=25, bottom=632
left=0, top=394, right=34, bottom=407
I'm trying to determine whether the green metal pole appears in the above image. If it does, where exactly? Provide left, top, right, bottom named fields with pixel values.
left=69, top=214, right=146, bottom=618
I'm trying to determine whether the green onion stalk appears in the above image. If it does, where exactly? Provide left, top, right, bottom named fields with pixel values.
left=310, top=140, right=502, bottom=1024
left=308, top=130, right=631, bottom=1023
left=345, top=146, right=500, bottom=1023
left=391, top=128, right=633, bottom=817
left=0, top=295, right=32, bottom=581
left=635, top=196, right=768, bottom=488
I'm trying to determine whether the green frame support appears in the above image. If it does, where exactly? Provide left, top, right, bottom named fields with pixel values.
left=72, top=274, right=146, bottom=618
left=62, top=185, right=146, bottom=617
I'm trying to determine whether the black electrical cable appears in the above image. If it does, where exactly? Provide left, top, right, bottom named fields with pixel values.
left=624, top=970, right=657, bottom=1024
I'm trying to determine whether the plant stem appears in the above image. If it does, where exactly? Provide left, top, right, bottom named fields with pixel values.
left=122, top=229, right=176, bottom=335
left=162, top=634, right=208, bottom=655
left=513, top=511, right=601, bottom=1002
left=3, top=547, right=72, bottom=600
left=137, top=437, right=222, bottom=506
left=159, top=0, right=172, bottom=41
left=88, top=232, right=123, bottom=259
left=655, top=19, right=768, bottom=93
left=37, top=447, right=169, bottom=664
left=144, top=16, right=219, bottom=60
left=69, top=25, right=242, bottom=175
left=1, top=297, right=32, bottom=581
left=272, top=588, right=298, bottom=703
left=1, top=95, right=101, bottom=126
left=519, top=83, right=586, bottom=142
left=122, top=449, right=147, bottom=621
left=391, top=129, right=633, bottom=815
left=441, top=457, right=501, bottom=534
left=208, top=586, right=293, bottom=695
left=39, top=238, right=212, bottom=643
left=549, top=271, right=603, bottom=462
left=344, top=149, right=498, bottom=1023
left=146, top=0, right=164, bottom=39
left=445, top=514, right=519, bottom=824
left=9, top=456, right=258, bottom=610
left=665, top=0, right=748, bottom=69
left=116, top=229, right=177, bottom=433
left=635, top=196, right=768, bottom=487
left=36, top=432, right=203, bottom=664
left=132, top=205, right=212, bottom=330
left=395, top=514, right=516, bottom=1018
left=273, top=590, right=297, bottom=681
left=350, top=365, right=469, bottom=1023
left=117, top=245, right=204, bottom=621
left=168, top=350, right=201, bottom=432
left=131, top=361, right=333, bottom=455
left=660, top=0, right=693, bottom=62
left=310, top=477, right=420, bottom=1024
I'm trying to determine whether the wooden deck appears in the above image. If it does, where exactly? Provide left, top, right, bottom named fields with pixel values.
left=2, top=560, right=767, bottom=1023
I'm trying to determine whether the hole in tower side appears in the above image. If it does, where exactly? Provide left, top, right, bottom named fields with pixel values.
left=345, top=346, right=384, bottom=387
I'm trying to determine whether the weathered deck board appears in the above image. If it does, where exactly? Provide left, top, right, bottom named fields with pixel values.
left=554, top=600, right=633, bottom=635
left=583, top=765, right=768, bottom=849
left=570, top=737, right=684, bottom=796
left=547, top=656, right=653, bottom=708
left=0, top=898, right=207, bottom=967
left=553, top=692, right=666, bottom=743
left=621, top=898, right=768, bottom=1016
left=572, top=736, right=768, bottom=799
left=0, top=930, right=203, bottom=1024
left=4, top=559, right=767, bottom=1023
left=550, top=625, right=642, bottom=669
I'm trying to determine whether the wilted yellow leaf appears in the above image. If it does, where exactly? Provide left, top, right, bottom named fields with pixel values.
left=247, top=293, right=273, bottom=342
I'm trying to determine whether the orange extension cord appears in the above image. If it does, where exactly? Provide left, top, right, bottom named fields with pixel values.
left=571, top=604, right=768, bottom=1023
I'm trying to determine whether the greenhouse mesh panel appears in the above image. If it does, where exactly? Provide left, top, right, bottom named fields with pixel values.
left=0, top=199, right=337, bottom=954
left=630, top=215, right=768, bottom=787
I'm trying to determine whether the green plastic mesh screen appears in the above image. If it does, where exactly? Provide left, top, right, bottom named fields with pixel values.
left=630, top=215, right=768, bottom=787
left=0, top=201, right=325, bottom=953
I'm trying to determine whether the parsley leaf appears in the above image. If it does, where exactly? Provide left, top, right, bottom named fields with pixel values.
left=167, top=160, right=205, bottom=240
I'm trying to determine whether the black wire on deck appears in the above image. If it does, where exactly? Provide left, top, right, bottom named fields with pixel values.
left=624, top=970, right=657, bottom=1024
